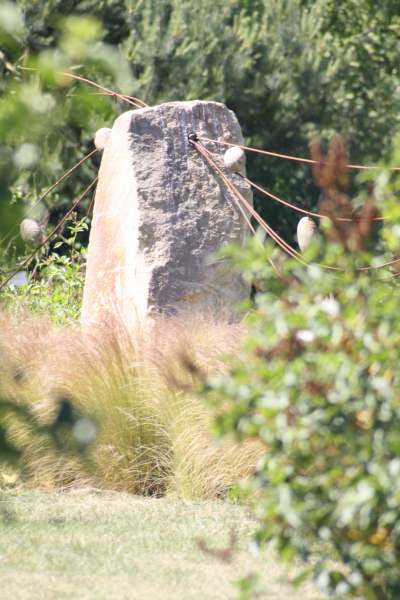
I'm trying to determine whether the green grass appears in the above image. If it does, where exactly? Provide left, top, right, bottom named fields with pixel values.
left=0, top=490, right=322, bottom=600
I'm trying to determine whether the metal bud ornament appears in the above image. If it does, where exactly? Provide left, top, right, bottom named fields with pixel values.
left=297, top=217, right=316, bottom=252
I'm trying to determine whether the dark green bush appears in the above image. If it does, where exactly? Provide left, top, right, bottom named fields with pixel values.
left=206, top=139, right=400, bottom=598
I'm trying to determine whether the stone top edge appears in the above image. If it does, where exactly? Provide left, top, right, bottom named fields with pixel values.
left=116, top=99, right=228, bottom=118
left=142, top=99, right=225, bottom=110
left=111, top=99, right=239, bottom=136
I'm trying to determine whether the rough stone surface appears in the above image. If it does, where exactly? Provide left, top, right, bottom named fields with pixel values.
left=81, top=100, right=252, bottom=327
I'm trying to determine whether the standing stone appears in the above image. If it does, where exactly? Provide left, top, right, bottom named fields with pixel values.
left=81, top=100, right=252, bottom=328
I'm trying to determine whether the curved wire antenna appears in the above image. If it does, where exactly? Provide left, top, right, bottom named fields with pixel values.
left=192, top=139, right=306, bottom=266
left=188, top=137, right=256, bottom=236
left=31, top=148, right=99, bottom=211
left=359, top=256, right=400, bottom=271
left=205, top=145, right=386, bottom=223
left=198, top=136, right=400, bottom=172
left=1, top=148, right=99, bottom=249
left=193, top=139, right=400, bottom=273
left=59, top=72, right=148, bottom=109
left=20, top=67, right=148, bottom=109
left=195, top=146, right=281, bottom=276
left=242, top=175, right=386, bottom=222
left=0, top=177, right=98, bottom=292
left=192, top=142, right=280, bottom=274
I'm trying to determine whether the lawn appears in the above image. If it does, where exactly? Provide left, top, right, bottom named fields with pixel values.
left=0, top=490, right=322, bottom=599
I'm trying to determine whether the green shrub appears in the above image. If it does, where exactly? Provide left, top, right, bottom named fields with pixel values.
left=206, top=140, right=400, bottom=598
left=2, top=215, right=87, bottom=323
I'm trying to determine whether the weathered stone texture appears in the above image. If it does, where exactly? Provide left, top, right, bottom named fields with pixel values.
left=81, top=100, right=252, bottom=327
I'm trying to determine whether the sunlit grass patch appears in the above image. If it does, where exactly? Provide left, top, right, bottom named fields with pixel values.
left=0, top=490, right=322, bottom=600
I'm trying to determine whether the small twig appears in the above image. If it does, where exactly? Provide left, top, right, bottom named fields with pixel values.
left=196, top=529, right=238, bottom=563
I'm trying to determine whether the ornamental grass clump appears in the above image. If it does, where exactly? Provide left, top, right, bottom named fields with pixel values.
left=0, top=311, right=261, bottom=498
left=206, top=137, right=400, bottom=598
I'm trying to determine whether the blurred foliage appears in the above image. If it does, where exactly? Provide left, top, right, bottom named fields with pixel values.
left=0, top=395, right=94, bottom=471
left=0, top=1, right=106, bottom=468
left=0, top=0, right=133, bottom=263
left=205, top=138, right=400, bottom=598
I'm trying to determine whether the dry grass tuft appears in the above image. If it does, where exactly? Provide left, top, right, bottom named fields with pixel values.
left=0, top=310, right=262, bottom=498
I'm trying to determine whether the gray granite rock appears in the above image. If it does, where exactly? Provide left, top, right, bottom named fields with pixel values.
left=81, top=100, right=252, bottom=327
